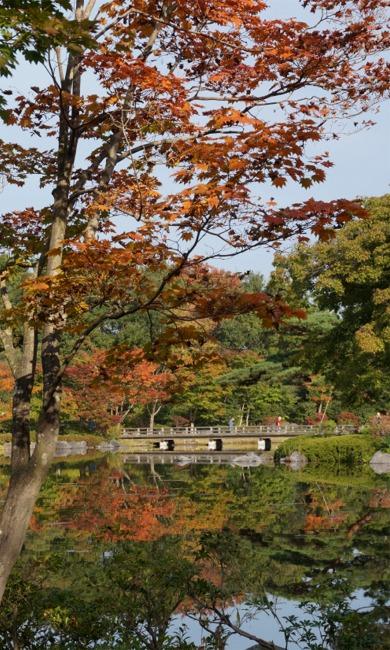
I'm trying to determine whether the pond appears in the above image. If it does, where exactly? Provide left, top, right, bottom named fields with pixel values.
left=0, top=452, right=389, bottom=649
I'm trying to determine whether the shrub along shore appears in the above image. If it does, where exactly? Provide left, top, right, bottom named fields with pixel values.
left=274, top=434, right=388, bottom=466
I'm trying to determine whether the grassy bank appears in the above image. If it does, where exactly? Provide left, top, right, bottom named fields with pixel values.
left=274, top=434, right=385, bottom=466
left=57, top=433, right=104, bottom=446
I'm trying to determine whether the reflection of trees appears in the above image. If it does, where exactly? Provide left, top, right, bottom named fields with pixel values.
left=0, top=462, right=388, bottom=649
left=60, top=466, right=176, bottom=543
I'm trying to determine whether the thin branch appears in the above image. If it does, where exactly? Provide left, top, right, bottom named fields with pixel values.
left=95, top=7, right=251, bottom=54
left=212, top=605, right=283, bottom=650
left=55, top=47, right=65, bottom=83
left=43, top=219, right=207, bottom=406
left=83, top=0, right=97, bottom=20
left=81, top=4, right=170, bottom=239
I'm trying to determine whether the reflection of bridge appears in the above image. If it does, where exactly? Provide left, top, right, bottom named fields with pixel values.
left=122, top=452, right=272, bottom=467
left=121, top=424, right=354, bottom=439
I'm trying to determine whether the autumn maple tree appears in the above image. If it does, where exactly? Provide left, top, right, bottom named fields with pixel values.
left=0, top=0, right=389, bottom=600
left=63, top=347, right=173, bottom=430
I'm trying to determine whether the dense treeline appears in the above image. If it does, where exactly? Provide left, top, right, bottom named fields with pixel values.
left=1, top=196, right=388, bottom=435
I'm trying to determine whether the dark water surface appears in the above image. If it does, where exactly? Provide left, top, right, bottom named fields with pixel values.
left=0, top=453, right=389, bottom=649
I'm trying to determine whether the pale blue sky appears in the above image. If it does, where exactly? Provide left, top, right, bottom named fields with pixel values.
left=223, top=109, right=390, bottom=276
left=1, top=0, right=389, bottom=277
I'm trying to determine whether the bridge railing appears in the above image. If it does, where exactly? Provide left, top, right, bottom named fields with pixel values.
left=121, top=424, right=355, bottom=437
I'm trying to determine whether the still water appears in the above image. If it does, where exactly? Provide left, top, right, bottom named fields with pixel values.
left=0, top=452, right=389, bottom=649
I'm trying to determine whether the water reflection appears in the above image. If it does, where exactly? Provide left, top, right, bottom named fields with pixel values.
left=0, top=455, right=389, bottom=649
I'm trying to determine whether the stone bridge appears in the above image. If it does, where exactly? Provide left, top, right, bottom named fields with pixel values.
left=121, top=423, right=355, bottom=439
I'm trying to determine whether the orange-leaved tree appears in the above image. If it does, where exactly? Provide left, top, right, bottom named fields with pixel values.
left=63, top=347, right=174, bottom=430
left=0, top=361, right=13, bottom=423
left=0, top=0, right=389, bottom=600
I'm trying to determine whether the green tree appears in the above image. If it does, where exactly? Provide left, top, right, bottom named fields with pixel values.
left=277, top=196, right=390, bottom=415
left=0, top=1, right=94, bottom=118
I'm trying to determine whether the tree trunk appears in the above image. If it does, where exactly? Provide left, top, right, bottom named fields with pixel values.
left=11, top=324, right=37, bottom=470
left=319, top=397, right=331, bottom=425
left=11, top=631, right=22, bottom=650
left=2, top=314, right=38, bottom=471
left=11, top=375, right=33, bottom=469
left=149, top=408, right=156, bottom=431
left=0, top=413, right=59, bottom=603
left=238, top=403, right=245, bottom=427
left=0, top=2, right=85, bottom=605
left=149, top=400, right=162, bottom=431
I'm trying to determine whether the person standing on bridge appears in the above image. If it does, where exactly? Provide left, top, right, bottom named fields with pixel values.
left=229, top=417, right=235, bottom=433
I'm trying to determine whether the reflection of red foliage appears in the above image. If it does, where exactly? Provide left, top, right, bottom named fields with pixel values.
left=304, top=498, right=345, bottom=532
left=62, top=471, right=174, bottom=541
left=304, top=513, right=345, bottom=531
left=369, top=489, right=390, bottom=509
